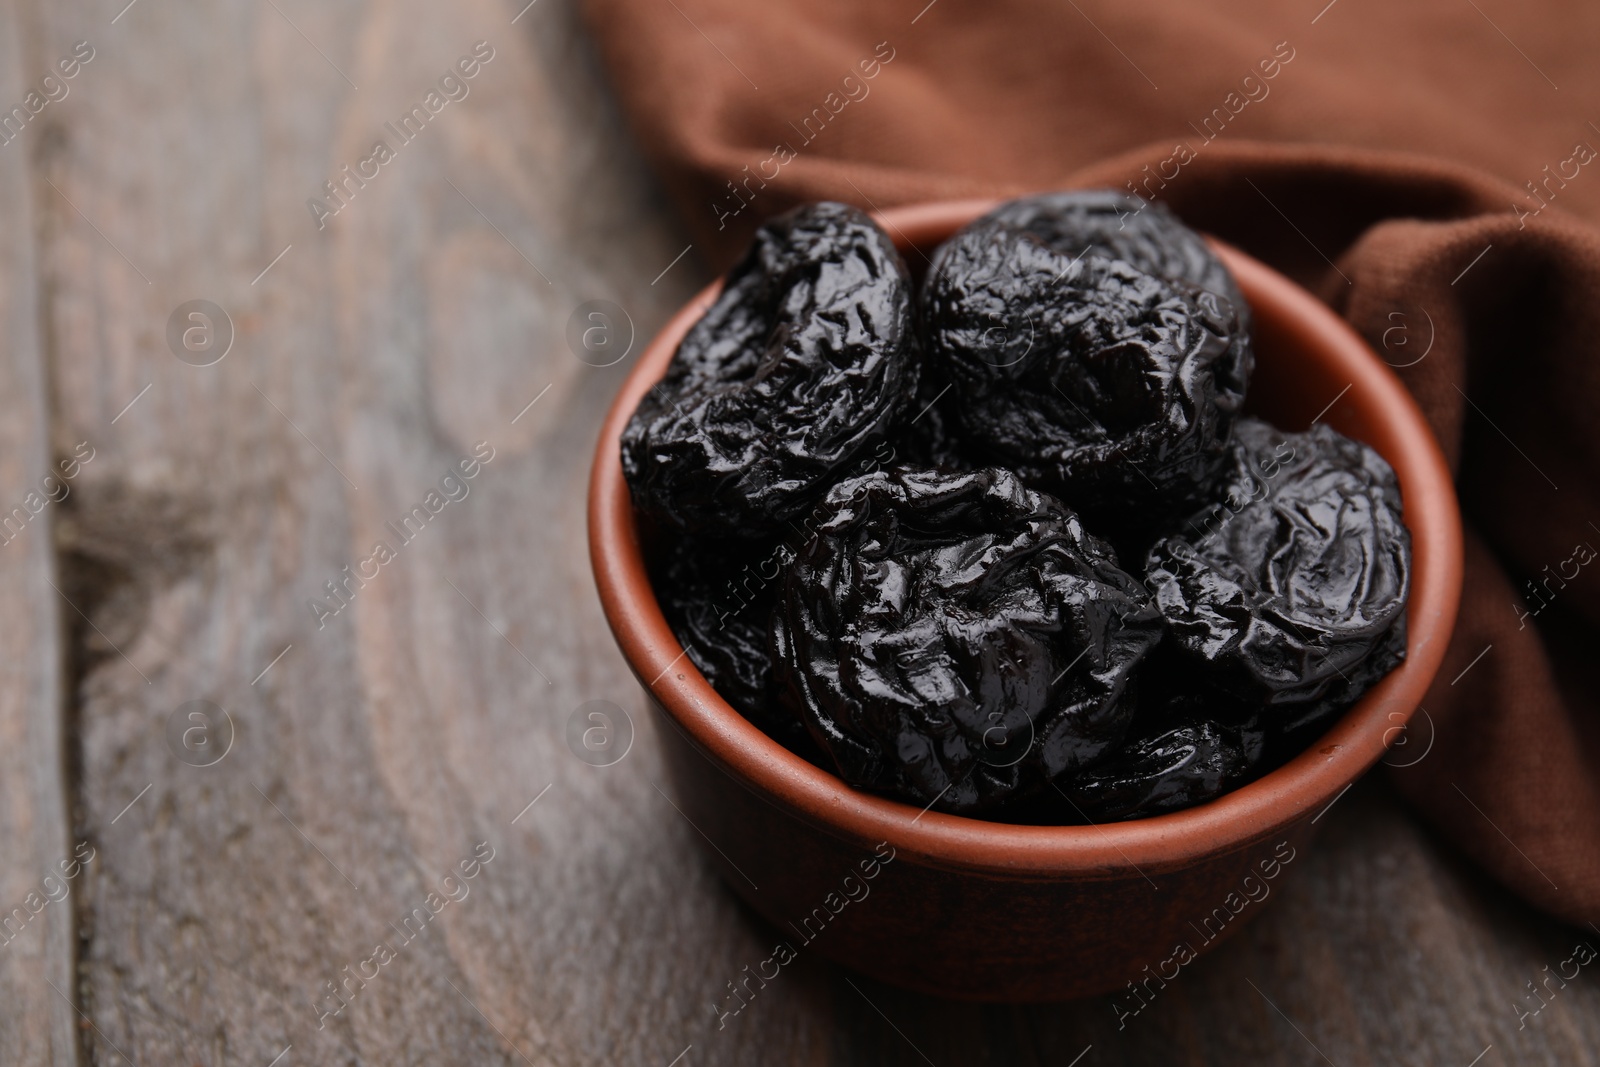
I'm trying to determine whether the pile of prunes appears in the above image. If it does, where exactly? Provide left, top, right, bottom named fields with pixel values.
left=621, top=192, right=1411, bottom=822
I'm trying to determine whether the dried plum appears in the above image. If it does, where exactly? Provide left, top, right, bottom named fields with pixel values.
left=622, top=202, right=919, bottom=538
left=651, top=534, right=815, bottom=756
left=920, top=217, right=1251, bottom=530
left=1060, top=721, right=1250, bottom=821
left=626, top=194, right=1413, bottom=825
left=979, top=189, right=1249, bottom=326
left=772, top=466, right=1163, bottom=814
left=1144, top=418, right=1410, bottom=718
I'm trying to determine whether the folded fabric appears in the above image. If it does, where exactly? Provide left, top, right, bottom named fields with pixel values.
left=583, top=0, right=1600, bottom=925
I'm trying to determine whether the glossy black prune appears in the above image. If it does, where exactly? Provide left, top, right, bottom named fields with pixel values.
left=629, top=195, right=1413, bottom=826
left=979, top=190, right=1249, bottom=325
left=650, top=534, right=816, bottom=756
left=772, top=466, right=1163, bottom=814
left=920, top=216, right=1251, bottom=528
left=1266, top=621, right=1408, bottom=736
left=1144, top=418, right=1410, bottom=717
left=1061, top=721, right=1249, bottom=821
left=622, top=202, right=919, bottom=538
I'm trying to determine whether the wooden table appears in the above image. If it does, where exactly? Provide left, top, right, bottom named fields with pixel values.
left=1, top=1, right=1596, bottom=1063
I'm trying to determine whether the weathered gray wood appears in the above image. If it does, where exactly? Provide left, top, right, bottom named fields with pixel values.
left=15, top=0, right=1600, bottom=1064
left=35, top=0, right=827, bottom=1063
left=0, top=2, right=78, bottom=1063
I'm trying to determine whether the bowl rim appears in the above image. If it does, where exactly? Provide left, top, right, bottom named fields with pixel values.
left=588, top=197, right=1464, bottom=876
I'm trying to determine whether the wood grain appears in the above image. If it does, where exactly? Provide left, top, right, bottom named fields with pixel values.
left=0, top=1, right=78, bottom=1062
left=8, top=0, right=1600, bottom=1064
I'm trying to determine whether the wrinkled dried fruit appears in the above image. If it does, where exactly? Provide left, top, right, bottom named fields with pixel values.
left=651, top=534, right=817, bottom=756
left=1144, top=417, right=1410, bottom=719
left=920, top=216, right=1251, bottom=531
left=981, top=190, right=1248, bottom=325
left=629, top=194, right=1414, bottom=825
left=1061, top=721, right=1250, bottom=821
left=622, top=202, right=919, bottom=538
left=772, top=466, right=1163, bottom=814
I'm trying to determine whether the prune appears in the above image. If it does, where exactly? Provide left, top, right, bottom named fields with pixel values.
left=650, top=534, right=817, bottom=756
left=920, top=217, right=1251, bottom=530
left=980, top=190, right=1249, bottom=326
left=1264, top=621, right=1408, bottom=736
left=1144, top=418, right=1410, bottom=719
left=626, top=194, right=1413, bottom=827
left=772, top=466, right=1163, bottom=814
left=622, top=202, right=919, bottom=538
left=1060, top=722, right=1250, bottom=821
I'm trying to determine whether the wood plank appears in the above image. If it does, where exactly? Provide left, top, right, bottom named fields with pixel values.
left=27, top=0, right=1600, bottom=1063
left=0, top=2, right=80, bottom=1063
left=35, top=0, right=828, bottom=1063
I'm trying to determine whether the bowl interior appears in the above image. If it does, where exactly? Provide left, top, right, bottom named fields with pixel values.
left=588, top=198, right=1463, bottom=876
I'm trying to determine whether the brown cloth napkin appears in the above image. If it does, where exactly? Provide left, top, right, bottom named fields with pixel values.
left=582, top=0, right=1600, bottom=926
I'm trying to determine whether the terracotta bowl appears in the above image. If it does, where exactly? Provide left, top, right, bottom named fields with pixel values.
left=588, top=199, right=1464, bottom=1002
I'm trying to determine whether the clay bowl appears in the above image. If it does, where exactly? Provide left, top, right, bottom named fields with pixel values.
left=588, top=199, right=1463, bottom=1002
